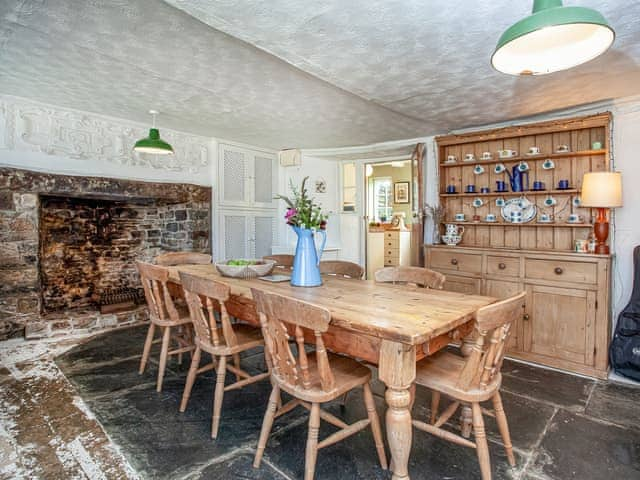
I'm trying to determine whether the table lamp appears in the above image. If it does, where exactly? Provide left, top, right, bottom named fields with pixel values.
left=581, top=172, right=622, bottom=254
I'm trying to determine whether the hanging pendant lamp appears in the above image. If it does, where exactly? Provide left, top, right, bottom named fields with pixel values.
left=491, top=0, right=614, bottom=76
left=133, top=110, right=174, bottom=155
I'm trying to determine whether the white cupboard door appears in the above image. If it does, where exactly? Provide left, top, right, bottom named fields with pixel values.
left=252, top=154, right=277, bottom=208
left=222, top=213, right=249, bottom=259
left=251, top=215, right=276, bottom=258
left=220, top=145, right=250, bottom=207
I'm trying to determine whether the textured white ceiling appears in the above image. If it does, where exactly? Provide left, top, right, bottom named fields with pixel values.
left=1, top=1, right=639, bottom=151
left=167, top=0, right=640, bottom=129
left=0, top=0, right=426, bottom=149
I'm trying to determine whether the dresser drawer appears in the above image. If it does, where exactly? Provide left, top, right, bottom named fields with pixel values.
left=384, top=236, right=399, bottom=248
left=384, top=257, right=398, bottom=266
left=429, top=250, right=482, bottom=274
left=487, top=256, right=520, bottom=277
left=525, top=258, right=597, bottom=285
left=385, top=248, right=400, bottom=260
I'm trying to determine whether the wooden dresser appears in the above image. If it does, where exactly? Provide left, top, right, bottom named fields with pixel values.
left=425, top=245, right=611, bottom=378
left=367, top=229, right=412, bottom=278
left=431, top=113, right=613, bottom=378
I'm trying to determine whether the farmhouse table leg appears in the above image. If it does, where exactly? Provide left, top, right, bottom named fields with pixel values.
left=379, top=340, right=416, bottom=480
left=459, top=333, right=476, bottom=437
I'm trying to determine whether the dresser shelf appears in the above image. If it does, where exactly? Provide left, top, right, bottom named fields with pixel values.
left=446, top=221, right=591, bottom=228
left=440, top=189, right=580, bottom=198
left=439, top=149, right=606, bottom=168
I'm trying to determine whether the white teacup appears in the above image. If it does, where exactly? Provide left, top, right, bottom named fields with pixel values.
left=446, top=155, right=457, bottom=163
left=517, top=161, right=530, bottom=172
left=485, top=213, right=496, bottom=222
left=494, top=163, right=506, bottom=174
left=544, top=195, right=557, bottom=207
left=556, top=145, right=569, bottom=153
left=539, top=213, right=551, bottom=222
left=498, top=149, right=517, bottom=158
left=481, top=152, right=492, bottom=160
left=528, top=146, right=541, bottom=155
left=464, top=153, right=475, bottom=162
left=454, top=213, right=466, bottom=222
left=568, top=214, right=583, bottom=223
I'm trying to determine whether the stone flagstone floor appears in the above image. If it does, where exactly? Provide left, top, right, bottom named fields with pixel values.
left=1, top=324, right=639, bottom=479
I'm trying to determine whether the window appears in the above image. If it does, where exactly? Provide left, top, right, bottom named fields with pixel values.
left=342, top=162, right=356, bottom=212
left=373, top=177, right=392, bottom=222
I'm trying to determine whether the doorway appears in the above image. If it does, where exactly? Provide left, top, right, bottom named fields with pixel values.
left=364, top=160, right=414, bottom=278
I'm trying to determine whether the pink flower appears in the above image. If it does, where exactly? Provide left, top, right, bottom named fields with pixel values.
left=319, top=220, right=327, bottom=230
left=285, top=208, right=297, bottom=225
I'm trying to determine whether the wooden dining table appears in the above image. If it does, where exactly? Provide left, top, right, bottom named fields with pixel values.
left=167, top=264, right=495, bottom=480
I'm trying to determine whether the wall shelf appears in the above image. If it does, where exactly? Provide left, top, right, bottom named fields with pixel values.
left=444, top=221, right=591, bottom=228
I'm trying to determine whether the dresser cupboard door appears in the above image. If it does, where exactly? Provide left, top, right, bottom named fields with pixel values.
left=252, top=153, right=277, bottom=208
left=252, top=214, right=275, bottom=259
left=524, top=284, right=597, bottom=367
left=486, top=279, right=525, bottom=352
left=442, top=275, right=482, bottom=295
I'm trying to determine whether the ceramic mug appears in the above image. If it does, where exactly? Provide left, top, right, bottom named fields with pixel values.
left=532, top=181, right=544, bottom=190
left=539, top=213, right=551, bottom=222
left=568, top=214, right=583, bottom=223
left=480, top=187, right=490, bottom=193
left=446, top=155, right=457, bottom=163
left=558, top=179, right=570, bottom=189
left=466, top=184, right=476, bottom=193
left=454, top=213, right=466, bottom=222
left=481, top=152, right=492, bottom=160
left=528, top=146, right=541, bottom=155
left=496, top=180, right=507, bottom=192
left=485, top=213, right=496, bottom=222
left=446, top=184, right=456, bottom=193
left=464, top=153, right=476, bottom=162
left=592, top=141, right=602, bottom=150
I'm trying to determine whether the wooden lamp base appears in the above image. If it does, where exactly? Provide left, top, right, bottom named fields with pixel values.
left=593, top=207, right=610, bottom=255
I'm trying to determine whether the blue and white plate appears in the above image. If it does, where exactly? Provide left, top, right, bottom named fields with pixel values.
left=500, top=197, right=537, bottom=224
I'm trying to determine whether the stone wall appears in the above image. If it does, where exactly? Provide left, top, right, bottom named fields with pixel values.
left=0, top=167, right=212, bottom=340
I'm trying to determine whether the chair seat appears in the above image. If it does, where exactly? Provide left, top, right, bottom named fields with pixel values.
left=415, top=350, right=501, bottom=403
left=150, top=305, right=192, bottom=327
left=199, top=323, right=264, bottom=355
left=277, top=352, right=371, bottom=403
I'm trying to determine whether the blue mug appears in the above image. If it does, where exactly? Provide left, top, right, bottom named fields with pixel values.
left=446, top=185, right=456, bottom=194
left=533, top=181, right=544, bottom=190
left=496, top=180, right=507, bottom=192
left=466, top=184, right=476, bottom=193
left=480, top=187, right=490, bottom=193
left=558, top=179, right=569, bottom=189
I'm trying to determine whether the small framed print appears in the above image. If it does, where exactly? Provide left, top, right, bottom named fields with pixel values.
left=394, top=181, right=410, bottom=204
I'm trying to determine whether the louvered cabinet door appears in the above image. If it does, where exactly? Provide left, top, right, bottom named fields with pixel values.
left=252, top=153, right=278, bottom=209
left=220, top=212, right=249, bottom=260
left=219, top=145, right=250, bottom=207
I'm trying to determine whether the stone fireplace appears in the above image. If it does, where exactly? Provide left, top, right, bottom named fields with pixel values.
left=0, top=167, right=212, bottom=340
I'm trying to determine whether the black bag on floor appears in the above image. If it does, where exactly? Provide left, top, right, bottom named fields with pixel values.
left=610, top=245, right=640, bottom=381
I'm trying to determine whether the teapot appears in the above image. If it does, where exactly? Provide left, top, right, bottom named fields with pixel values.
left=505, top=165, right=529, bottom=192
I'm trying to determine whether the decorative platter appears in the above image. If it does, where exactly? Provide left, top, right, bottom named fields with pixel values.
left=500, top=197, right=537, bottom=224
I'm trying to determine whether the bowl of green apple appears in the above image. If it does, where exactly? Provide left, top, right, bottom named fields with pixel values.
left=215, top=258, right=276, bottom=279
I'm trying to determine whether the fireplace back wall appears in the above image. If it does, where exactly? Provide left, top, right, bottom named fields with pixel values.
left=39, top=195, right=160, bottom=313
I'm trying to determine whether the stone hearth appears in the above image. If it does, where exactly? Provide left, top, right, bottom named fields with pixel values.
left=0, top=167, right=212, bottom=340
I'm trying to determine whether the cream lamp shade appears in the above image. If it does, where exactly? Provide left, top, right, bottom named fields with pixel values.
left=581, top=172, right=623, bottom=208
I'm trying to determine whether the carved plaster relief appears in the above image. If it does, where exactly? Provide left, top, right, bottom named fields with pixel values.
left=0, top=96, right=209, bottom=174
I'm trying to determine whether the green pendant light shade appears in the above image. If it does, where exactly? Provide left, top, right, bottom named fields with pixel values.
left=133, top=110, right=174, bottom=155
left=492, top=0, right=614, bottom=76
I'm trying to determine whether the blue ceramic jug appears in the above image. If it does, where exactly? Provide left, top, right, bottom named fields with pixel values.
left=505, top=165, right=529, bottom=192
left=291, top=226, right=327, bottom=287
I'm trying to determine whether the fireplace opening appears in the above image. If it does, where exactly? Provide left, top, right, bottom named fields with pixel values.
left=38, top=194, right=161, bottom=314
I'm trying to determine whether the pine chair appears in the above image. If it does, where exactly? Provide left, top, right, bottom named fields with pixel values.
left=319, top=260, right=364, bottom=279
left=375, top=266, right=446, bottom=289
left=137, top=261, right=195, bottom=392
left=412, top=291, right=526, bottom=480
left=263, top=254, right=294, bottom=269
left=179, top=271, right=270, bottom=439
left=156, top=251, right=212, bottom=266
left=251, top=288, right=387, bottom=480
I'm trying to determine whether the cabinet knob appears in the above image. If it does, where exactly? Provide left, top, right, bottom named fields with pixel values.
left=451, top=258, right=458, bottom=266
left=523, top=314, right=530, bottom=321
left=554, top=267, right=563, bottom=275
left=498, top=262, right=506, bottom=270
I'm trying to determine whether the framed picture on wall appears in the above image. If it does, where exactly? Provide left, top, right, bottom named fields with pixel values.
left=394, top=181, right=410, bottom=204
